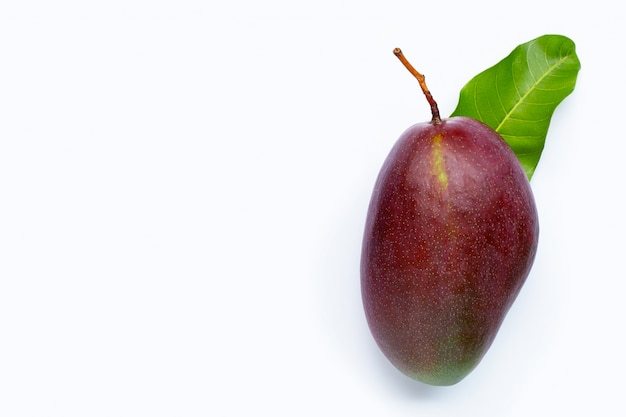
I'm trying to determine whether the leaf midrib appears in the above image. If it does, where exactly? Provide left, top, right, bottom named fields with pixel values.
left=495, top=54, right=570, bottom=132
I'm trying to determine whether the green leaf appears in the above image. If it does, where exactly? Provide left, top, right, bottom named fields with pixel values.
left=450, top=34, right=581, bottom=179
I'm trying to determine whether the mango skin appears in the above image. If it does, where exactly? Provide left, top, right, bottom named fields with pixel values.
left=361, top=117, right=539, bottom=386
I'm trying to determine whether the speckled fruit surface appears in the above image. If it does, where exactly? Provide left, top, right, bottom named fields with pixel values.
left=361, top=116, right=539, bottom=386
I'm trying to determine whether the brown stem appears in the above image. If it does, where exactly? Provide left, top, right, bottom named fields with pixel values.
left=393, top=48, right=441, bottom=124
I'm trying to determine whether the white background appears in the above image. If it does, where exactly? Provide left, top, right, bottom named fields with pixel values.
left=1, top=1, right=623, bottom=415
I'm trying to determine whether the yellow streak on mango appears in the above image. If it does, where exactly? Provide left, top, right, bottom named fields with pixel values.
left=431, top=135, right=448, bottom=189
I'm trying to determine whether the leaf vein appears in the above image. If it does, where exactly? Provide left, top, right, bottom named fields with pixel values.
left=495, top=54, right=572, bottom=132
